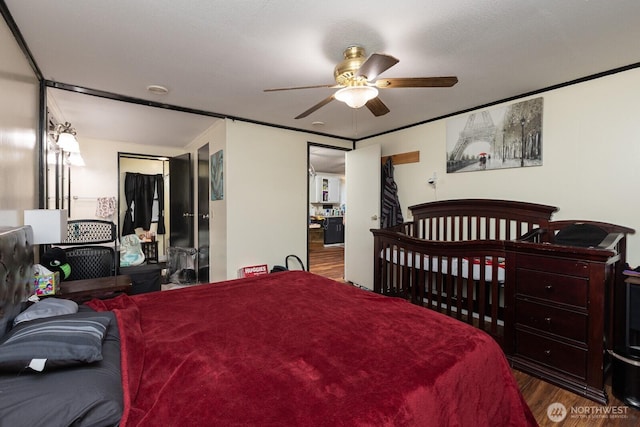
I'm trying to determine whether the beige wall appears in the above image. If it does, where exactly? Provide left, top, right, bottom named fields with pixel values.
left=0, top=17, right=39, bottom=215
left=187, top=119, right=351, bottom=280
left=359, top=67, right=640, bottom=265
left=226, top=121, right=351, bottom=279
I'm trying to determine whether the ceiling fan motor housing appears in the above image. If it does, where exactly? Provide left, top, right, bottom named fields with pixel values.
left=334, top=46, right=367, bottom=86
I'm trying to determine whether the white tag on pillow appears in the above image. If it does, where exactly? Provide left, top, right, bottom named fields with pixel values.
left=29, top=358, right=47, bottom=372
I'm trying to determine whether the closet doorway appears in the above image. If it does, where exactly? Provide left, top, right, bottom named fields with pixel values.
left=307, top=143, right=349, bottom=282
left=118, top=153, right=171, bottom=262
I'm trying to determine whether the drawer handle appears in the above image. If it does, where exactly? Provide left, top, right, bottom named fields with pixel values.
left=544, top=349, right=551, bottom=356
left=544, top=284, right=553, bottom=291
left=544, top=317, right=552, bottom=324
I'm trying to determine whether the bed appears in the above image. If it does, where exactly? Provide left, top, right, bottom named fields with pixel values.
left=0, top=225, right=536, bottom=426
left=371, top=198, right=634, bottom=404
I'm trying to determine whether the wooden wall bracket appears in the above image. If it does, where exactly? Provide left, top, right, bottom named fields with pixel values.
left=381, top=151, right=420, bottom=166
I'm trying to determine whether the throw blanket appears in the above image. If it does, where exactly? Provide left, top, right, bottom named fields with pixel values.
left=89, top=271, right=535, bottom=426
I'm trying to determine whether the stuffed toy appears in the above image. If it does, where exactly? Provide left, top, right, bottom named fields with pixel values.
left=41, top=247, right=71, bottom=281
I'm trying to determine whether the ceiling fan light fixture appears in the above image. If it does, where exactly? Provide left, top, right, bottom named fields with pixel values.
left=334, top=85, right=378, bottom=109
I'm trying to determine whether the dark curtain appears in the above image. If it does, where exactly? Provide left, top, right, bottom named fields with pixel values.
left=122, top=173, right=136, bottom=235
left=121, top=173, right=166, bottom=236
left=380, top=158, right=404, bottom=228
left=155, top=174, right=166, bottom=234
left=135, top=174, right=155, bottom=229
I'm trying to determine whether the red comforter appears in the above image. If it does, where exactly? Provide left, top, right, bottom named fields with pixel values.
left=89, top=271, right=536, bottom=426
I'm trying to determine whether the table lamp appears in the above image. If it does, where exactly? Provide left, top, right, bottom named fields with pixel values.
left=23, top=209, right=68, bottom=244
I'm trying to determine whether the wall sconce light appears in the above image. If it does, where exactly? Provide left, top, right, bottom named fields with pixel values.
left=47, top=120, right=83, bottom=216
left=23, top=209, right=68, bottom=245
left=66, top=152, right=85, bottom=167
left=51, top=122, right=80, bottom=153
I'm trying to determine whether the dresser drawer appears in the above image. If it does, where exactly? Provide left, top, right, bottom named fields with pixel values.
left=516, top=299, right=587, bottom=342
left=516, top=269, right=588, bottom=307
left=516, top=254, right=590, bottom=277
left=516, top=330, right=587, bottom=379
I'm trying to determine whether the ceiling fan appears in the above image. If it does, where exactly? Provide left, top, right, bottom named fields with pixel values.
left=264, top=45, right=458, bottom=119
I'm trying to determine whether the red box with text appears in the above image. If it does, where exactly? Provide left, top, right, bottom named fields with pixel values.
left=238, top=264, right=269, bottom=278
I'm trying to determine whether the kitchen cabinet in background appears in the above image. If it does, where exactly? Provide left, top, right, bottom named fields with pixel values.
left=311, top=175, right=341, bottom=204
left=324, top=217, right=344, bottom=244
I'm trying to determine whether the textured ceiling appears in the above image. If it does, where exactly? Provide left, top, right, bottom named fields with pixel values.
left=5, top=0, right=640, bottom=147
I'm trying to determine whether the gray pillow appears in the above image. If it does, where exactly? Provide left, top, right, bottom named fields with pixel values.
left=0, top=312, right=111, bottom=372
left=0, top=311, right=123, bottom=427
left=13, top=298, right=78, bottom=326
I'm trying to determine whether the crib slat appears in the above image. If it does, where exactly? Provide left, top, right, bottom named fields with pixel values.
left=455, top=255, right=464, bottom=321
left=414, top=249, right=423, bottom=305
left=435, top=255, right=443, bottom=311
left=477, top=259, right=487, bottom=332
left=484, top=217, right=490, bottom=240
left=444, top=256, right=452, bottom=317
left=465, top=259, right=474, bottom=325
left=490, top=255, right=500, bottom=336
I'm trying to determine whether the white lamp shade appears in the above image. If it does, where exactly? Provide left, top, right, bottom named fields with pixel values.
left=23, top=209, right=68, bottom=244
left=67, top=152, right=85, bottom=166
left=334, top=86, right=379, bottom=108
left=57, top=132, right=80, bottom=153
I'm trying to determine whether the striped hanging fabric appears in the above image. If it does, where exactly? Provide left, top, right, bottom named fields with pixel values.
left=381, top=157, right=404, bottom=228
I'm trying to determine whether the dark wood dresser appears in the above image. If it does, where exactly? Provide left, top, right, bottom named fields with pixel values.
left=58, top=274, right=132, bottom=303
left=505, top=242, right=619, bottom=404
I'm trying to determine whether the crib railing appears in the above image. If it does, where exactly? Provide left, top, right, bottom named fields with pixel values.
left=407, top=199, right=557, bottom=241
left=372, top=228, right=509, bottom=344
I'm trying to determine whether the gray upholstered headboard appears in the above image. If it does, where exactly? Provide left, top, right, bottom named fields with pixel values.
left=0, top=226, right=34, bottom=337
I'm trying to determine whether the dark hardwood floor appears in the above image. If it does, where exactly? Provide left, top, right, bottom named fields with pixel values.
left=308, top=244, right=640, bottom=426
left=309, top=244, right=344, bottom=282
left=514, top=369, right=639, bottom=426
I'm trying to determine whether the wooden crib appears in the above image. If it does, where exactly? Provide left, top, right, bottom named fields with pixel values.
left=371, top=198, right=633, bottom=403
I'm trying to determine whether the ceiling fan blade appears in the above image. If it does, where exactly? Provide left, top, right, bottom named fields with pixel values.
left=356, top=53, right=399, bottom=81
left=375, top=77, right=458, bottom=88
left=365, top=97, right=390, bottom=117
left=264, top=84, right=338, bottom=92
left=295, top=95, right=335, bottom=119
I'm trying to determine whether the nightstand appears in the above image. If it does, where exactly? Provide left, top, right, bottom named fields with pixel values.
left=119, top=263, right=163, bottom=294
left=57, top=274, right=132, bottom=303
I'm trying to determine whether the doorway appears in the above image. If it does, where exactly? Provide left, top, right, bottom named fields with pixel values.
left=117, top=152, right=196, bottom=265
left=118, top=153, right=171, bottom=261
left=307, top=143, right=349, bottom=281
